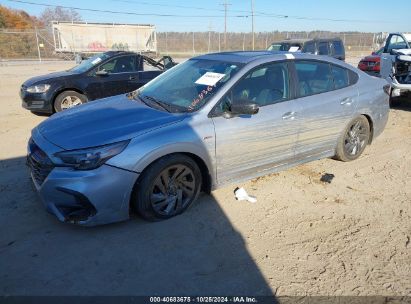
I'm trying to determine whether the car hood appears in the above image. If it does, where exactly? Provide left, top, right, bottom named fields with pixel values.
left=36, top=94, right=187, bottom=150
left=23, top=70, right=77, bottom=87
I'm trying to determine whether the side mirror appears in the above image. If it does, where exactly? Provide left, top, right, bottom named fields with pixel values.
left=229, top=99, right=259, bottom=116
left=95, top=69, right=109, bottom=76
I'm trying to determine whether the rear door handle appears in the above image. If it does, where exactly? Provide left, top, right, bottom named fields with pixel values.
left=282, top=111, right=296, bottom=120
left=129, top=76, right=138, bottom=80
left=340, top=97, right=352, bottom=105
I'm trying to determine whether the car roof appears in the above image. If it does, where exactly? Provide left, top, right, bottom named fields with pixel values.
left=269, top=37, right=342, bottom=45
left=270, top=39, right=310, bottom=44
left=103, top=51, right=137, bottom=57
left=195, top=51, right=320, bottom=64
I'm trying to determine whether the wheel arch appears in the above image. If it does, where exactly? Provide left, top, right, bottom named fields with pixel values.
left=52, top=88, right=88, bottom=111
left=360, top=113, right=374, bottom=144
left=129, top=151, right=213, bottom=213
left=134, top=150, right=212, bottom=192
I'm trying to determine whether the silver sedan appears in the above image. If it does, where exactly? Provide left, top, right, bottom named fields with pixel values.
left=27, top=51, right=390, bottom=226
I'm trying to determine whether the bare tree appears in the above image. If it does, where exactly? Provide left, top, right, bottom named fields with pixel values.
left=39, top=6, right=82, bottom=27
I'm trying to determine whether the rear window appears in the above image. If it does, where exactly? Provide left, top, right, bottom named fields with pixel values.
left=295, top=61, right=333, bottom=97
left=303, top=41, right=315, bottom=54
left=331, top=41, right=344, bottom=56
left=318, top=42, right=329, bottom=55
left=348, top=69, right=359, bottom=85
left=331, top=65, right=349, bottom=89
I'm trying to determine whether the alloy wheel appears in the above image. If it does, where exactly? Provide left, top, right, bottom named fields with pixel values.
left=344, top=119, right=368, bottom=156
left=150, top=164, right=196, bottom=216
left=60, top=95, right=83, bottom=110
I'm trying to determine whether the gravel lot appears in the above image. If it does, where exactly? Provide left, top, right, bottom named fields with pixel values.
left=0, top=60, right=410, bottom=297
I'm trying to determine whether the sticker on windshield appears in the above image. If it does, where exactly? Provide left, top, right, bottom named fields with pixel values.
left=91, top=57, right=102, bottom=65
left=195, top=72, right=226, bottom=86
left=288, top=46, right=299, bottom=52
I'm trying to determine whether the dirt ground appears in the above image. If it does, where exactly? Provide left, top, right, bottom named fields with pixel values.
left=0, top=61, right=410, bottom=297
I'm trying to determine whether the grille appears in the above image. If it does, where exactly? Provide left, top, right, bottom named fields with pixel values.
left=27, top=138, right=54, bottom=186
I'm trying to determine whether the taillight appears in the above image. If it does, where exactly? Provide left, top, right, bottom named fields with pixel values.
left=383, top=84, right=391, bottom=96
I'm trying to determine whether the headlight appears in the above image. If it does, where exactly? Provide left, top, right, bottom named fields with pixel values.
left=26, top=84, right=51, bottom=93
left=54, top=140, right=130, bottom=170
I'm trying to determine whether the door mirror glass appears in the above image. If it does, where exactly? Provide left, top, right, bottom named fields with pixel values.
left=230, top=99, right=259, bottom=115
left=95, top=69, right=109, bottom=76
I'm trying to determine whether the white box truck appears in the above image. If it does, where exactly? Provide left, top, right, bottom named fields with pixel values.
left=52, top=21, right=157, bottom=55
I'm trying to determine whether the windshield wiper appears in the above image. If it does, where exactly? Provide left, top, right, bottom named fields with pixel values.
left=127, top=91, right=149, bottom=105
left=141, top=95, right=171, bottom=113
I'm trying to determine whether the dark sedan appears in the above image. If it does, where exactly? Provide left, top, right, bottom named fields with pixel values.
left=20, top=51, right=175, bottom=114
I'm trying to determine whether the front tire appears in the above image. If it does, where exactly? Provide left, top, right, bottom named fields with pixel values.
left=335, top=115, right=370, bottom=162
left=54, top=90, right=87, bottom=112
left=133, top=154, right=202, bottom=221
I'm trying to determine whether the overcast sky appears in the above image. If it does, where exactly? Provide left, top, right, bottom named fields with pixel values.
left=4, top=0, right=411, bottom=33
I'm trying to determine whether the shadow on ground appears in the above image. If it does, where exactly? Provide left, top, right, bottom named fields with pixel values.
left=0, top=156, right=275, bottom=297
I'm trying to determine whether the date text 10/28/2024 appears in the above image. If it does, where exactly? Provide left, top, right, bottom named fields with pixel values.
left=150, top=297, right=258, bottom=303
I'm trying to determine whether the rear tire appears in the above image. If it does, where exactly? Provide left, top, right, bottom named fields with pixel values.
left=335, top=115, right=370, bottom=162
left=54, top=90, right=87, bottom=112
left=133, top=154, right=202, bottom=221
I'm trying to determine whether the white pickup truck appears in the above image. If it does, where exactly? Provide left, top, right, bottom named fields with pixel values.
left=380, top=33, right=411, bottom=100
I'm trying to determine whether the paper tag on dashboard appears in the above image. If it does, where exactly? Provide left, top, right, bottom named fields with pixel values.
left=91, top=57, right=102, bottom=65
left=195, top=72, right=226, bottom=86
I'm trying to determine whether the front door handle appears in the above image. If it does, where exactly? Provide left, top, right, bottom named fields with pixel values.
left=129, top=76, right=138, bottom=80
left=282, top=111, right=296, bottom=120
left=340, top=97, right=353, bottom=105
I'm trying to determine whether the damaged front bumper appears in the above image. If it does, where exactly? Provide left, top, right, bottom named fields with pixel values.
left=390, top=51, right=411, bottom=97
left=28, top=130, right=138, bottom=226
left=390, top=81, right=411, bottom=97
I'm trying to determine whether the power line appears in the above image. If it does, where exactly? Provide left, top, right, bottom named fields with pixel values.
left=108, top=0, right=392, bottom=24
left=6, top=0, right=248, bottom=18
left=7, top=0, right=393, bottom=24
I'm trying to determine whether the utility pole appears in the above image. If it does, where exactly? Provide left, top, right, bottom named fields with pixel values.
left=220, top=1, right=231, bottom=50
left=34, top=27, right=42, bottom=62
left=208, top=21, right=212, bottom=53
left=251, top=0, right=255, bottom=50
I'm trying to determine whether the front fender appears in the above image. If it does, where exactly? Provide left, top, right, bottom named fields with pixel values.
left=107, top=117, right=216, bottom=185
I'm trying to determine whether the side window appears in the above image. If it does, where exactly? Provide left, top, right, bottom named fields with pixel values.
left=303, top=41, right=315, bottom=54
left=217, top=62, right=290, bottom=112
left=318, top=42, right=329, bottom=55
left=98, top=55, right=136, bottom=73
left=295, top=61, right=333, bottom=97
left=331, top=41, right=344, bottom=56
left=331, top=65, right=349, bottom=89
left=387, top=35, right=408, bottom=51
left=348, top=70, right=359, bottom=85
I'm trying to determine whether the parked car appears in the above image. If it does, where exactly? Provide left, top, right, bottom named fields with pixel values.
left=358, top=47, right=383, bottom=76
left=27, top=51, right=389, bottom=226
left=20, top=51, right=176, bottom=114
left=268, top=38, right=345, bottom=61
left=380, top=32, right=411, bottom=100
left=267, top=39, right=309, bottom=52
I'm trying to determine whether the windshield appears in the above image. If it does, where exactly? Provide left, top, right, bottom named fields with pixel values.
left=69, top=53, right=111, bottom=73
left=268, top=43, right=301, bottom=52
left=268, top=43, right=288, bottom=51
left=136, top=59, right=244, bottom=112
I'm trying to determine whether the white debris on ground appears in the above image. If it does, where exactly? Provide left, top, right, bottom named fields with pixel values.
left=235, top=187, right=257, bottom=203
